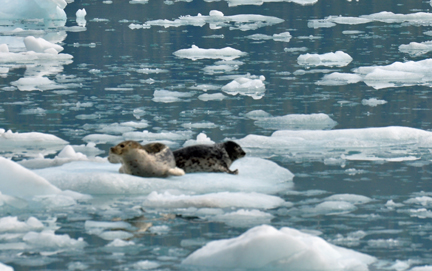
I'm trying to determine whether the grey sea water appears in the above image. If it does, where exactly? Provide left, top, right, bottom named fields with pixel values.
left=2, top=0, right=432, bottom=270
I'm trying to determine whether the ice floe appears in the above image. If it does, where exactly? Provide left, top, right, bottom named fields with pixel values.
left=317, top=58, right=432, bottom=89
left=34, top=157, right=294, bottom=195
left=0, top=129, right=68, bottom=159
left=76, top=8, right=87, bottom=27
left=142, top=191, right=285, bottom=209
left=182, top=224, right=376, bottom=270
left=152, top=89, right=195, bottom=103
left=247, top=32, right=292, bottom=42
left=139, top=10, right=284, bottom=31
left=308, top=11, right=432, bottom=29
left=237, top=126, right=432, bottom=163
left=0, top=0, right=67, bottom=23
left=224, top=0, right=318, bottom=6
left=399, top=41, right=432, bottom=57
left=221, top=74, right=266, bottom=99
left=248, top=112, right=337, bottom=130
left=362, top=98, right=387, bottom=107
left=297, top=51, right=353, bottom=67
left=173, top=45, right=246, bottom=61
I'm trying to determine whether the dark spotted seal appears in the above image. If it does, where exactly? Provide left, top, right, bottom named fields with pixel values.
left=173, top=141, right=246, bottom=174
left=108, top=140, right=185, bottom=177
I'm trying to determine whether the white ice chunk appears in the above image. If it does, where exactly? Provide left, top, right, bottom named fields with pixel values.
left=18, top=145, right=104, bottom=169
left=244, top=109, right=272, bottom=119
left=298, top=51, right=352, bottom=67
left=237, top=126, right=432, bottom=163
left=143, top=191, right=285, bottom=209
left=316, top=72, right=362, bottom=86
left=24, top=36, right=63, bottom=54
left=182, top=224, right=376, bottom=270
left=0, top=217, right=44, bottom=233
left=106, top=239, right=135, bottom=247
left=34, top=157, right=294, bottom=195
left=399, top=40, right=432, bottom=57
left=143, top=11, right=284, bottom=31
left=198, top=93, right=226, bottom=101
left=212, top=209, right=273, bottom=227
left=182, top=133, right=215, bottom=147
left=324, top=194, right=372, bottom=204
left=76, top=8, right=87, bottom=27
left=0, top=263, right=13, bottom=271
left=253, top=113, right=337, bottom=130
left=309, top=11, right=432, bottom=29
left=0, top=157, right=62, bottom=199
left=362, top=98, right=387, bottom=107
left=182, top=121, right=218, bottom=129
left=247, top=31, right=292, bottom=42
left=221, top=74, right=265, bottom=99
left=410, top=266, right=432, bottom=271
left=404, top=196, right=432, bottom=207
left=0, top=0, right=67, bottom=23
left=23, top=230, right=86, bottom=250
left=173, top=45, right=246, bottom=61
left=226, top=0, right=318, bottom=6
left=152, top=89, right=195, bottom=103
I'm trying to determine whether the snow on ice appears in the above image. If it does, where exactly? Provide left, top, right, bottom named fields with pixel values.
left=182, top=224, right=376, bottom=270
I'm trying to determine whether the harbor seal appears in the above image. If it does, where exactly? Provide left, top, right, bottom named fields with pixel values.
left=108, top=140, right=185, bottom=177
left=173, top=141, right=246, bottom=174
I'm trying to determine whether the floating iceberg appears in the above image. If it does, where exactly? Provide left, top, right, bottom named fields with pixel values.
left=152, top=89, right=195, bottom=103
left=317, top=59, right=432, bottom=89
left=247, top=32, right=292, bottom=42
left=140, top=10, right=284, bottom=31
left=399, top=41, right=432, bottom=57
left=0, top=129, right=68, bottom=159
left=316, top=72, right=362, bottom=86
left=237, top=126, right=432, bottom=163
left=251, top=112, right=337, bottom=130
left=297, top=51, right=353, bottom=67
left=173, top=45, right=246, bottom=61
left=221, top=74, right=266, bottom=99
left=225, top=0, right=318, bottom=6
left=309, top=11, right=432, bottom=29
left=182, top=224, right=376, bottom=270
left=362, top=98, right=387, bottom=107
left=34, top=157, right=294, bottom=195
left=0, top=0, right=67, bottom=23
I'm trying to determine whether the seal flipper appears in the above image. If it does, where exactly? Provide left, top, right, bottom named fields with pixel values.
left=168, top=167, right=185, bottom=176
left=228, top=168, right=238, bottom=175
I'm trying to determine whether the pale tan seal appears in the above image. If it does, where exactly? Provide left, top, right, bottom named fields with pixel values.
left=108, top=140, right=184, bottom=177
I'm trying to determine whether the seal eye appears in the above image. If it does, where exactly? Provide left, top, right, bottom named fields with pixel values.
left=120, top=144, right=125, bottom=148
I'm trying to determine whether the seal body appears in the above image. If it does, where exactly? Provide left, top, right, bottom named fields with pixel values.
left=108, top=140, right=184, bottom=177
left=173, top=141, right=246, bottom=174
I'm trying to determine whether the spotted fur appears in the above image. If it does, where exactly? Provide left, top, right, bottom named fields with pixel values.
left=173, top=141, right=246, bottom=174
left=108, top=140, right=184, bottom=177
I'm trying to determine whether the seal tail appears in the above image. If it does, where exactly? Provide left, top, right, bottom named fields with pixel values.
left=168, top=167, right=185, bottom=176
